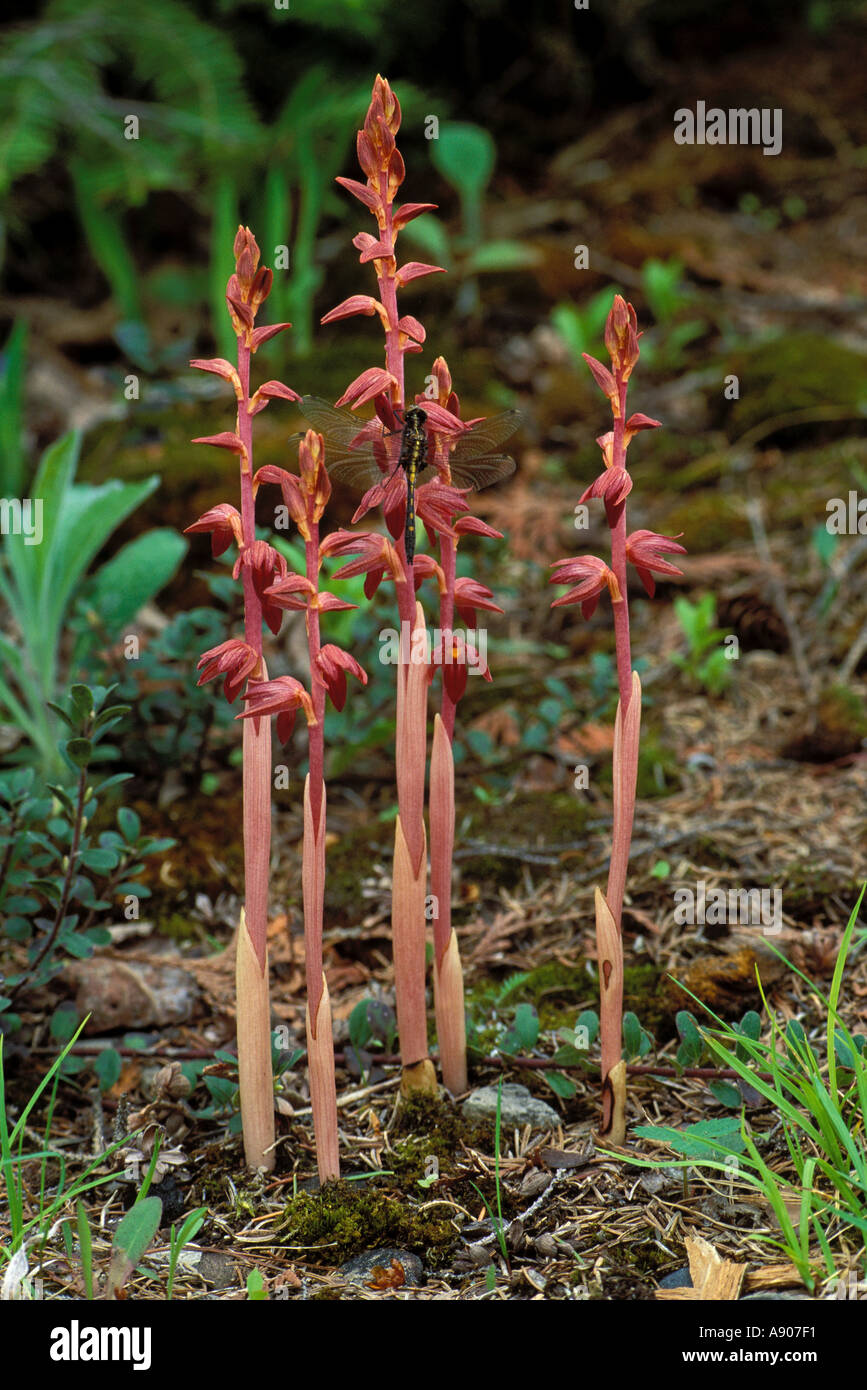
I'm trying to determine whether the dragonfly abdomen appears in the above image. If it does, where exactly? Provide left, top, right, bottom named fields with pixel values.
left=399, top=407, right=428, bottom=563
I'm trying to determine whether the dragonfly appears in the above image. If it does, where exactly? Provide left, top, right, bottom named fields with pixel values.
left=298, top=395, right=520, bottom=563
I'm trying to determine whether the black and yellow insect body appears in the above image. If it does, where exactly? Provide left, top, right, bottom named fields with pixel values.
left=397, top=404, right=428, bottom=563
left=298, top=394, right=519, bottom=565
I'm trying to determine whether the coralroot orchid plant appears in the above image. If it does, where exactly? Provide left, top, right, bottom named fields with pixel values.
left=246, top=432, right=367, bottom=1181
left=316, top=76, right=509, bottom=1096
left=550, top=296, right=686, bottom=1143
left=187, top=227, right=297, bottom=1172
left=186, top=229, right=366, bottom=1179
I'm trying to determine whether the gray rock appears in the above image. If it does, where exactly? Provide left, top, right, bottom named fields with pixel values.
left=336, top=1248, right=424, bottom=1288
left=658, top=1267, right=693, bottom=1289
left=462, top=1083, right=560, bottom=1131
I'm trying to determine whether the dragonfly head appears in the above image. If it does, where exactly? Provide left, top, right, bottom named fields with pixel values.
left=404, top=404, right=428, bottom=429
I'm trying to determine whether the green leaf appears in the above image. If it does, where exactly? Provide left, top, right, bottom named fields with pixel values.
left=635, top=1118, right=748, bottom=1158
left=0, top=321, right=27, bottom=495
left=576, top=1009, right=599, bottom=1046
left=468, top=240, right=541, bottom=273
left=50, top=1005, right=80, bottom=1042
left=65, top=738, right=92, bottom=768
left=106, top=1196, right=163, bottom=1298
left=708, top=1079, right=743, bottom=1109
left=430, top=122, right=496, bottom=199
left=83, top=529, right=187, bottom=636
left=94, top=1048, right=122, bottom=1091
left=117, top=806, right=141, bottom=843
left=348, top=999, right=372, bottom=1049
left=78, top=847, right=119, bottom=872
left=69, top=685, right=95, bottom=721
left=622, top=1011, right=642, bottom=1060
left=544, top=1071, right=576, bottom=1099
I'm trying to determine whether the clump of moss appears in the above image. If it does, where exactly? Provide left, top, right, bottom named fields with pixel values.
left=279, top=1181, right=457, bottom=1265
left=780, top=685, right=867, bottom=763
left=725, top=334, right=867, bottom=437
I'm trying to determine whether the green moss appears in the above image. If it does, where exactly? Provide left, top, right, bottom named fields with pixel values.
left=781, top=685, right=867, bottom=763
left=157, top=912, right=198, bottom=941
left=662, top=492, right=749, bottom=552
left=726, top=334, right=867, bottom=436
left=278, top=1180, right=458, bottom=1265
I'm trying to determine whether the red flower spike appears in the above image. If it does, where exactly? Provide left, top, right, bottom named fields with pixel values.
left=550, top=555, right=622, bottom=619
left=196, top=639, right=259, bottom=705
left=238, top=676, right=316, bottom=745
left=184, top=503, right=244, bottom=558
left=625, top=529, right=687, bottom=597
left=315, top=645, right=368, bottom=712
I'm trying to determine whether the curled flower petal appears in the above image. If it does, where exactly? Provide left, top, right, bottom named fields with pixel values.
left=578, top=467, right=633, bottom=508
left=429, top=634, right=491, bottom=704
left=334, top=368, right=397, bottom=408
left=453, top=576, right=503, bottom=628
left=550, top=554, right=622, bottom=619
left=196, top=639, right=259, bottom=704
left=453, top=515, right=504, bottom=541
left=238, top=675, right=315, bottom=744
left=184, top=503, right=243, bottom=558
left=233, top=540, right=288, bottom=634
left=264, top=573, right=316, bottom=612
left=625, top=529, right=686, bottom=597
left=315, top=644, right=368, bottom=712
left=320, top=529, right=403, bottom=587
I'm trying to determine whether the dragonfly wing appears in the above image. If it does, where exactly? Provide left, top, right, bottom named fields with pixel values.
left=447, top=409, right=522, bottom=461
left=327, top=456, right=396, bottom=489
left=447, top=455, right=517, bottom=491
left=298, top=395, right=374, bottom=448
